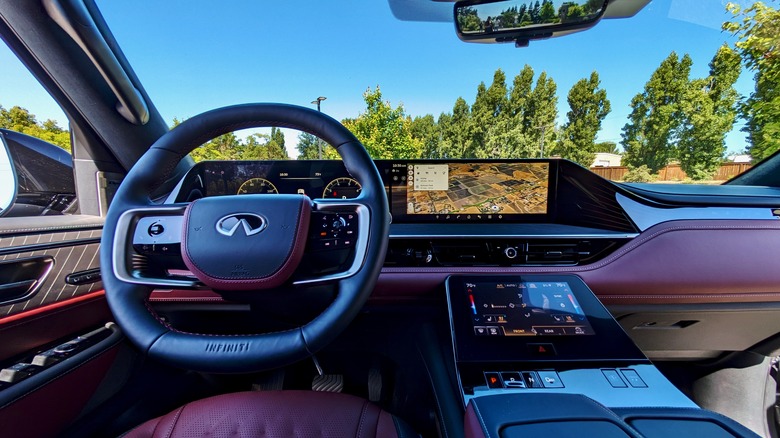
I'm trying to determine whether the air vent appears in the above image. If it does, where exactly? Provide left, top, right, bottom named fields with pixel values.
left=526, top=242, right=579, bottom=265
left=431, top=241, right=492, bottom=266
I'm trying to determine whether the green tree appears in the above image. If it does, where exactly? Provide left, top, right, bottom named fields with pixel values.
left=0, top=105, right=71, bottom=152
left=296, top=131, right=339, bottom=160
left=457, top=6, right=483, bottom=32
left=556, top=71, right=611, bottom=166
left=678, top=45, right=741, bottom=179
left=594, top=141, right=619, bottom=154
left=342, top=86, right=422, bottom=159
left=621, top=52, right=693, bottom=172
left=411, top=115, right=441, bottom=159
left=526, top=72, right=558, bottom=158
left=507, top=65, right=535, bottom=119
left=560, top=3, right=585, bottom=22
left=724, top=2, right=780, bottom=162
left=242, top=132, right=289, bottom=160
left=189, top=132, right=242, bottom=162
left=539, top=0, right=557, bottom=23
left=470, top=70, right=509, bottom=158
left=439, top=98, right=472, bottom=158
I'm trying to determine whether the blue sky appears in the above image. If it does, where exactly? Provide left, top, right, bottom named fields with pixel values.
left=0, top=0, right=755, bottom=157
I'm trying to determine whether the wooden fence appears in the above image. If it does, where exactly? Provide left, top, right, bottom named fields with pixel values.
left=590, top=163, right=752, bottom=182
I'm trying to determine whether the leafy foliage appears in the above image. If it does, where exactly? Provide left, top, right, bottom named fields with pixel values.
left=526, top=71, right=559, bottom=158
left=0, top=105, right=71, bottom=152
left=724, top=1, right=780, bottom=162
left=174, top=118, right=289, bottom=162
left=621, top=52, right=693, bottom=172
left=341, top=87, right=422, bottom=160
left=556, top=71, right=611, bottom=167
left=595, top=141, right=619, bottom=154
left=677, top=45, right=741, bottom=180
left=622, top=165, right=657, bottom=183
left=296, top=131, right=339, bottom=160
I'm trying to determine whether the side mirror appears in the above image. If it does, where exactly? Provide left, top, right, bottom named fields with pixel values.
left=0, top=134, right=17, bottom=217
left=0, top=129, right=77, bottom=217
left=454, top=0, right=609, bottom=46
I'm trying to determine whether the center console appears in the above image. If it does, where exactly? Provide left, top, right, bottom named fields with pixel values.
left=447, top=275, right=759, bottom=437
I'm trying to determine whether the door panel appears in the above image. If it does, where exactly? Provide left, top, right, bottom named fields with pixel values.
left=0, top=216, right=103, bottom=318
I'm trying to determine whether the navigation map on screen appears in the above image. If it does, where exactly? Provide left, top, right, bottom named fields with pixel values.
left=406, top=162, right=548, bottom=215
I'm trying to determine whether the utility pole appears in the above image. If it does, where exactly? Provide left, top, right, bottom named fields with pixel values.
left=311, top=96, right=327, bottom=159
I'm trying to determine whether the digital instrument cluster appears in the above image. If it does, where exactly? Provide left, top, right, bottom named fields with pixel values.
left=176, top=159, right=556, bottom=223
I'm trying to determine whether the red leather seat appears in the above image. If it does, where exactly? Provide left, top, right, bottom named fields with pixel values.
left=124, top=390, right=416, bottom=438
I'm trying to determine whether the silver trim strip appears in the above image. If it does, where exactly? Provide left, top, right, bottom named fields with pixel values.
left=113, top=205, right=201, bottom=288
left=616, top=193, right=777, bottom=231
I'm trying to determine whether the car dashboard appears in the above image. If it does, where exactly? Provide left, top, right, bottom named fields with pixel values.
left=147, top=158, right=780, bottom=363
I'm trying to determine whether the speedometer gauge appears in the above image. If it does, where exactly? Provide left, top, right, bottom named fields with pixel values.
left=323, top=177, right=361, bottom=199
left=237, top=178, right=279, bottom=194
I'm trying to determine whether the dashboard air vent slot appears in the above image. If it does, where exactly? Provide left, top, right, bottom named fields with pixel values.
left=526, top=242, right=579, bottom=265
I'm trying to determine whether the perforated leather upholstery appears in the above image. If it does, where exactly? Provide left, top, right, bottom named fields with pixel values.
left=124, top=390, right=416, bottom=438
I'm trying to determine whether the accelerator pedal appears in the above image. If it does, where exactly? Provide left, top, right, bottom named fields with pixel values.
left=311, top=355, right=344, bottom=393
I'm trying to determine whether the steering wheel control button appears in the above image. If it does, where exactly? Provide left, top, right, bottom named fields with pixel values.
left=620, top=369, right=647, bottom=388
left=602, top=369, right=628, bottom=388
left=484, top=372, right=503, bottom=389
left=527, top=343, right=556, bottom=357
left=309, top=211, right=359, bottom=251
left=133, top=216, right=183, bottom=248
left=147, top=222, right=165, bottom=236
left=537, top=371, right=564, bottom=388
left=474, top=326, right=488, bottom=336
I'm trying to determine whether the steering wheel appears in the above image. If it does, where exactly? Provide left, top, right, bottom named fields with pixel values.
left=99, top=104, right=390, bottom=373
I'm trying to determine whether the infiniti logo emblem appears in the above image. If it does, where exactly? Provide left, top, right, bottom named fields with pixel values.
left=216, top=213, right=268, bottom=237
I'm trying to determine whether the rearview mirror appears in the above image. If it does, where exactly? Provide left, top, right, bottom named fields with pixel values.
left=455, top=0, right=608, bottom=46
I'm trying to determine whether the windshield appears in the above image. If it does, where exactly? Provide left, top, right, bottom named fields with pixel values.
left=10, top=0, right=780, bottom=184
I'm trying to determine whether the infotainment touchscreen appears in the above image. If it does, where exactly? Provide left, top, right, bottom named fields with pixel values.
left=404, top=162, right=549, bottom=217
left=466, top=280, right=595, bottom=336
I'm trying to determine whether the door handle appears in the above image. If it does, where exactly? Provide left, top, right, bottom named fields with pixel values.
left=0, top=256, right=55, bottom=306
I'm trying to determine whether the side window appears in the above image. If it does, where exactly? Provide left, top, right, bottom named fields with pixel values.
left=0, top=41, right=76, bottom=217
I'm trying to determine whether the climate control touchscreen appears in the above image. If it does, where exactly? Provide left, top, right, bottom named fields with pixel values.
left=467, top=281, right=595, bottom=336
